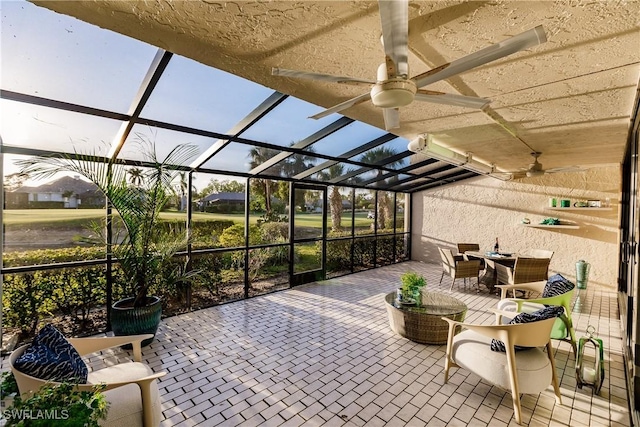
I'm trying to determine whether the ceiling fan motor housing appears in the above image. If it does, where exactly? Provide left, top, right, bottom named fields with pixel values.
left=371, top=79, right=417, bottom=108
left=370, top=62, right=416, bottom=108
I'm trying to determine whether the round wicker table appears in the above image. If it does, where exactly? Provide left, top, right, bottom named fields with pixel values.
left=385, top=291, right=467, bottom=344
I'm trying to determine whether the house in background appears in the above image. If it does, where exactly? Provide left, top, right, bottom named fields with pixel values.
left=198, top=192, right=245, bottom=213
left=7, top=176, right=105, bottom=209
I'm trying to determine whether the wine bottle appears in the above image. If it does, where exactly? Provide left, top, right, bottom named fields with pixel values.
left=494, top=238, right=499, bottom=252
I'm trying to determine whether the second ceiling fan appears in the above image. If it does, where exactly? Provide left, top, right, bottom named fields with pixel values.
left=272, top=0, right=547, bottom=131
left=506, top=152, right=586, bottom=179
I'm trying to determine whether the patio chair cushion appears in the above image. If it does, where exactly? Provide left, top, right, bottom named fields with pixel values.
left=452, top=330, right=553, bottom=394
left=542, top=274, right=575, bottom=298
left=88, top=363, right=161, bottom=426
left=490, top=306, right=564, bottom=352
left=497, top=298, right=574, bottom=347
left=13, top=324, right=88, bottom=382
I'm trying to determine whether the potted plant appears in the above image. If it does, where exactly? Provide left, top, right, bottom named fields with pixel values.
left=4, top=379, right=108, bottom=426
left=400, top=271, right=427, bottom=305
left=17, top=135, right=200, bottom=346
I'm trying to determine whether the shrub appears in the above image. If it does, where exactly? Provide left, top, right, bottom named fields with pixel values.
left=353, top=237, right=374, bottom=269
left=191, top=253, right=223, bottom=299
left=219, top=224, right=260, bottom=248
left=3, top=247, right=106, bottom=268
left=326, top=240, right=351, bottom=272
left=5, top=382, right=108, bottom=427
left=49, top=267, right=106, bottom=324
left=2, top=273, right=54, bottom=335
left=259, top=222, right=288, bottom=242
left=377, top=235, right=395, bottom=265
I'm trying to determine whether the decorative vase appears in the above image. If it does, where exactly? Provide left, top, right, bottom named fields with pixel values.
left=412, top=287, right=422, bottom=306
left=576, top=260, right=591, bottom=290
left=110, top=296, right=162, bottom=347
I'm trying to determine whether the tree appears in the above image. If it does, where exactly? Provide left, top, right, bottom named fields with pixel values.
left=359, top=147, right=403, bottom=230
left=318, top=164, right=346, bottom=232
left=199, top=178, right=245, bottom=197
left=175, top=172, right=189, bottom=211
left=284, top=151, right=316, bottom=177
left=248, top=146, right=283, bottom=213
left=127, top=167, right=143, bottom=187
left=17, top=136, right=200, bottom=308
left=3, top=172, right=28, bottom=191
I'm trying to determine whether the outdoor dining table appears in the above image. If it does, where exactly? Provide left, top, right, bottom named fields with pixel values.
left=464, top=250, right=518, bottom=293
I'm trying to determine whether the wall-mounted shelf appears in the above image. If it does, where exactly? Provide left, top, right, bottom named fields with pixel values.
left=522, top=224, right=580, bottom=229
left=545, top=207, right=613, bottom=212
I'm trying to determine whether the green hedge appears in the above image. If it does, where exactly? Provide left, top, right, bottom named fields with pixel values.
left=3, top=266, right=106, bottom=335
left=4, top=247, right=106, bottom=267
left=2, top=224, right=408, bottom=339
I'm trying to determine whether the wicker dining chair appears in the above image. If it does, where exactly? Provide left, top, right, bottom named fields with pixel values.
left=456, top=243, right=480, bottom=254
left=439, top=247, right=482, bottom=291
left=457, top=243, right=485, bottom=269
left=495, top=257, right=551, bottom=293
left=528, top=249, right=555, bottom=259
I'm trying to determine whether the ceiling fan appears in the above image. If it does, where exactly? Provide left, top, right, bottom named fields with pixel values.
left=272, top=0, right=547, bottom=130
left=507, top=152, right=585, bottom=179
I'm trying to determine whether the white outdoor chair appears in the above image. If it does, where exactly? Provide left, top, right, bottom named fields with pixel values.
left=10, top=334, right=165, bottom=427
left=442, top=315, right=562, bottom=425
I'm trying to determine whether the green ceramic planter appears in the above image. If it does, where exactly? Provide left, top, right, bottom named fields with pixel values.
left=110, top=296, right=162, bottom=347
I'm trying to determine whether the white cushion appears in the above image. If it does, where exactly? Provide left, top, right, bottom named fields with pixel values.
left=88, top=362, right=154, bottom=384
left=88, top=363, right=161, bottom=427
left=452, top=329, right=552, bottom=394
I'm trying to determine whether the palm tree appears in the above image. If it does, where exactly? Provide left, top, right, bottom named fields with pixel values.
left=359, top=147, right=403, bottom=230
left=284, top=149, right=316, bottom=177
left=175, top=171, right=189, bottom=211
left=17, top=137, right=200, bottom=308
left=128, top=167, right=143, bottom=187
left=319, top=164, right=346, bottom=232
left=248, top=146, right=282, bottom=213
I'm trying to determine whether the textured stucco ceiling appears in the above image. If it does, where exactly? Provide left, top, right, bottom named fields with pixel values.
left=32, top=0, right=640, bottom=174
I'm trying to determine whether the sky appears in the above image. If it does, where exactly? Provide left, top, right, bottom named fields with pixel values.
left=0, top=0, right=409, bottom=191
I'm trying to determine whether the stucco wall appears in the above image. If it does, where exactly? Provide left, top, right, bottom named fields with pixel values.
left=411, top=166, right=621, bottom=289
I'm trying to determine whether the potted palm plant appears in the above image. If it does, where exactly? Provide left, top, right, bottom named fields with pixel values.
left=17, top=135, right=200, bottom=346
left=400, top=271, right=427, bottom=305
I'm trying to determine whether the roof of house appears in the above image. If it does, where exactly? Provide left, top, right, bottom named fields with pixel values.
left=13, top=176, right=103, bottom=196
left=201, top=192, right=245, bottom=203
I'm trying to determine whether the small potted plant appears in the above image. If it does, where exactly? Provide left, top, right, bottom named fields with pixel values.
left=400, top=271, right=427, bottom=305
left=4, top=380, right=108, bottom=426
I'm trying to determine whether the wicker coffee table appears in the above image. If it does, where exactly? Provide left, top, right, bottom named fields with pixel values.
left=385, top=291, right=467, bottom=344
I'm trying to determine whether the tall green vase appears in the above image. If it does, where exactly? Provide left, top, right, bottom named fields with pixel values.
left=110, top=296, right=162, bottom=347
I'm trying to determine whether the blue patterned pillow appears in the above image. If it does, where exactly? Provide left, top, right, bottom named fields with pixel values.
left=542, top=274, right=575, bottom=298
left=490, top=306, right=564, bottom=352
left=14, top=324, right=88, bottom=383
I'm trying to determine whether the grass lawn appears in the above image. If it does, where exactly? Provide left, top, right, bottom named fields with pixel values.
left=4, top=209, right=250, bottom=227
left=5, top=209, right=375, bottom=229
left=294, top=212, right=373, bottom=229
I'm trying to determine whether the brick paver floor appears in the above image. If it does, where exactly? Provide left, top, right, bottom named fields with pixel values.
left=85, top=261, right=629, bottom=426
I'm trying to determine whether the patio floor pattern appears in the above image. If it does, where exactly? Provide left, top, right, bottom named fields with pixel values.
left=85, top=261, right=629, bottom=427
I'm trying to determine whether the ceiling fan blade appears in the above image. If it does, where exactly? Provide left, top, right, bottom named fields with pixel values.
left=412, top=25, right=547, bottom=88
left=546, top=166, right=586, bottom=173
left=272, top=68, right=374, bottom=85
left=509, top=171, right=528, bottom=179
left=414, top=90, right=490, bottom=109
left=382, top=108, right=400, bottom=130
left=309, top=93, right=371, bottom=120
left=379, top=0, right=409, bottom=77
